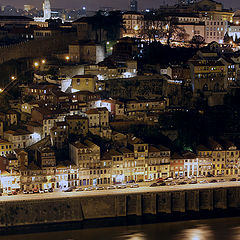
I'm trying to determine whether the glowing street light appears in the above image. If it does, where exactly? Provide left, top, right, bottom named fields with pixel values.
left=11, top=76, right=16, bottom=81
left=34, top=62, right=40, bottom=68
left=41, top=59, right=46, bottom=64
left=134, top=25, right=139, bottom=31
left=65, top=56, right=70, bottom=61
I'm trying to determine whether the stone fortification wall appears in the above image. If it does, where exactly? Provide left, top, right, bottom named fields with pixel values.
left=0, top=186, right=240, bottom=228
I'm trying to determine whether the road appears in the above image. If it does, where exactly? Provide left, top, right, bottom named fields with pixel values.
left=1, top=181, right=240, bottom=202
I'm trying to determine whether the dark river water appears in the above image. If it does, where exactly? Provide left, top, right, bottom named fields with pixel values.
left=0, top=217, right=240, bottom=240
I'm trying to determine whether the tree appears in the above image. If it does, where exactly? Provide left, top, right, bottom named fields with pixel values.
left=140, top=15, right=188, bottom=44
left=224, top=32, right=233, bottom=44
left=190, top=35, right=205, bottom=48
left=165, top=23, right=189, bottom=45
left=141, top=12, right=165, bottom=42
left=89, top=11, right=124, bottom=43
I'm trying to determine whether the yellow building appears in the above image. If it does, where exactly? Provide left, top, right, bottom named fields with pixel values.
left=196, top=145, right=213, bottom=176
left=200, top=10, right=234, bottom=22
left=209, top=139, right=225, bottom=176
left=72, top=75, right=97, bottom=93
left=148, top=145, right=171, bottom=179
left=0, top=139, right=13, bottom=156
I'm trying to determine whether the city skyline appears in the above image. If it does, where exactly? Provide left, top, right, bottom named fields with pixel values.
left=0, top=0, right=239, bottom=11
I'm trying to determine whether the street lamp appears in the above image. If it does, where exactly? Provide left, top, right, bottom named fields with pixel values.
left=41, top=59, right=46, bottom=64
left=34, top=62, right=39, bottom=68
left=11, top=76, right=16, bottom=81
left=65, top=56, right=70, bottom=61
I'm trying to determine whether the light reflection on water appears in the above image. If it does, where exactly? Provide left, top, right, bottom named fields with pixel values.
left=1, top=217, right=240, bottom=240
left=116, top=232, right=147, bottom=240
left=175, top=225, right=214, bottom=240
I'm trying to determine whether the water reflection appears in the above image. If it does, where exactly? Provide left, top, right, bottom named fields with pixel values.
left=176, top=225, right=214, bottom=240
left=117, top=232, right=147, bottom=240
left=232, top=227, right=240, bottom=240
left=1, top=217, right=240, bottom=240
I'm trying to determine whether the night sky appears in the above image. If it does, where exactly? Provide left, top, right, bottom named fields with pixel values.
left=0, top=0, right=239, bottom=11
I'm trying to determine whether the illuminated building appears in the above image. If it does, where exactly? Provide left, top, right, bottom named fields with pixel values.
left=122, top=12, right=144, bottom=38
left=0, top=139, right=13, bottom=156
left=72, top=75, right=97, bottom=93
left=196, top=145, right=213, bottom=176
left=34, top=0, right=52, bottom=22
left=4, top=129, right=35, bottom=150
left=205, top=19, right=227, bottom=44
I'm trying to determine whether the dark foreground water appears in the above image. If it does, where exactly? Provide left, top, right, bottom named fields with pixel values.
left=0, top=217, right=240, bottom=240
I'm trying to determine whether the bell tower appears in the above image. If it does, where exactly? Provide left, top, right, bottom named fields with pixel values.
left=43, top=0, right=51, bottom=20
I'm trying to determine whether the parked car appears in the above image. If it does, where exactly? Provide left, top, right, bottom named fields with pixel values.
left=7, top=190, right=12, bottom=196
left=218, top=179, right=226, bottom=183
left=39, top=189, right=44, bottom=194
left=117, top=184, right=127, bottom=189
left=85, top=187, right=93, bottom=191
left=207, top=173, right=214, bottom=177
left=159, top=182, right=166, bottom=186
left=33, top=189, right=39, bottom=193
left=199, top=180, right=208, bottom=184
left=127, top=180, right=135, bottom=183
left=29, top=190, right=34, bottom=194
left=167, top=181, right=177, bottom=186
left=137, top=179, right=143, bottom=183
left=64, top=188, right=72, bottom=192
left=23, top=190, right=29, bottom=194
left=48, top=188, right=53, bottom=192
left=12, top=191, right=17, bottom=195
left=178, top=181, right=187, bottom=185
left=150, top=183, right=158, bottom=187
left=210, top=179, right=218, bottom=183
left=164, top=177, right=173, bottom=181
left=75, top=188, right=84, bottom=192
left=96, top=186, right=105, bottom=190
left=107, top=185, right=116, bottom=190
left=130, top=184, right=139, bottom=188
left=230, top=178, right=237, bottom=182
left=156, top=178, right=164, bottom=183
left=44, top=189, right=49, bottom=193
left=189, top=180, right=197, bottom=184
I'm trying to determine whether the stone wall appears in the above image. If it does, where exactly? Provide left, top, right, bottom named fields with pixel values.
left=0, top=33, right=77, bottom=64
left=1, top=186, right=240, bottom=228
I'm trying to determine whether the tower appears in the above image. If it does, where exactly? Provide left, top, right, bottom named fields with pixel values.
left=130, top=0, right=138, bottom=11
left=43, top=0, right=51, bottom=20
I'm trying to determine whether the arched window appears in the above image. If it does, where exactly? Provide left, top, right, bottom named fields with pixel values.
left=214, top=83, right=219, bottom=92
left=203, top=84, right=208, bottom=91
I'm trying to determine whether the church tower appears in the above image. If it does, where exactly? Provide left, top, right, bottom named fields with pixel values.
left=43, top=0, right=51, bottom=20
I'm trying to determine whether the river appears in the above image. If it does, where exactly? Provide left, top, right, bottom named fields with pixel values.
left=0, top=217, right=240, bottom=240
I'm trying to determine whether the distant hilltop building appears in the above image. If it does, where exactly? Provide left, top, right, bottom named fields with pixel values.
left=24, top=5, right=35, bottom=12
left=130, top=0, right=138, bottom=11
left=43, top=0, right=51, bottom=20
left=34, top=0, right=52, bottom=22
left=178, top=0, right=197, bottom=5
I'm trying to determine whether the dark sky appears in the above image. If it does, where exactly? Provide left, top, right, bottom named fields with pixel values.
left=0, top=0, right=239, bottom=11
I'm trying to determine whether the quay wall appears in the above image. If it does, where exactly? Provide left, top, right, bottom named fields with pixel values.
left=0, top=186, right=240, bottom=228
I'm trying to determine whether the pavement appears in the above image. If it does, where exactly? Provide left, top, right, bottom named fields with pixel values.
left=1, top=180, right=240, bottom=202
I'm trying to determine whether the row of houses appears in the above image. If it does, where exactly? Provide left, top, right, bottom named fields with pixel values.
left=1, top=136, right=240, bottom=193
